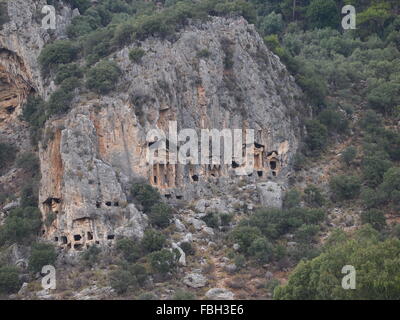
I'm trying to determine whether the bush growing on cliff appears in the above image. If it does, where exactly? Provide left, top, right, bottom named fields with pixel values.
left=329, top=175, right=361, bottom=201
left=0, top=266, right=20, bottom=295
left=0, top=207, right=42, bottom=245
left=116, top=238, right=141, bottom=263
left=149, top=249, right=177, bottom=276
left=55, top=63, right=84, bottom=85
left=86, top=60, right=121, bottom=94
left=147, top=203, right=173, bottom=229
left=16, top=152, right=40, bottom=173
left=305, top=120, right=328, bottom=156
left=130, top=183, right=161, bottom=212
left=29, top=243, right=57, bottom=273
left=38, top=40, right=79, bottom=73
left=0, top=142, right=16, bottom=171
left=129, top=48, right=146, bottom=63
left=141, top=229, right=166, bottom=253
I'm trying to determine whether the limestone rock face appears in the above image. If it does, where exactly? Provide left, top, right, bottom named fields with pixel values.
left=2, top=2, right=307, bottom=251
left=0, top=0, right=74, bottom=147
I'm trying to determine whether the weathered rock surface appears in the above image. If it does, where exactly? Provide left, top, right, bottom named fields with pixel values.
left=205, top=288, right=235, bottom=300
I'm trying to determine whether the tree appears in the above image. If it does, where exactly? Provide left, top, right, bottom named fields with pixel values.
left=248, top=237, right=274, bottom=263
left=330, top=175, right=361, bottom=201
left=341, top=146, right=357, bottom=166
left=147, top=203, right=172, bottom=229
left=361, top=155, right=392, bottom=187
left=274, top=228, right=400, bottom=300
left=361, top=209, right=387, bottom=231
left=130, top=183, right=161, bottom=213
left=0, top=142, right=16, bottom=171
left=129, top=48, right=146, bottom=63
left=38, top=40, right=78, bottom=73
left=149, top=249, right=177, bottom=275
left=306, top=0, right=339, bottom=29
left=0, top=266, right=20, bottom=295
left=304, top=185, right=325, bottom=207
left=86, top=60, right=121, bottom=94
left=29, top=243, right=57, bottom=273
left=260, top=11, right=284, bottom=35
left=141, top=229, right=166, bottom=253
left=305, top=120, right=328, bottom=155
left=116, top=238, right=141, bottom=262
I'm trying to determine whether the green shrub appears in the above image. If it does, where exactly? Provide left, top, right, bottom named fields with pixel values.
left=0, top=207, right=42, bottom=245
left=303, top=185, right=325, bottom=207
left=116, top=238, right=141, bottom=262
left=113, top=23, right=135, bottom=47
left=149, top=249, right=177, bottom=275
left=109, top=269, right=132, bottom=294
left=0, top=266, right=20, bottom=295
left=329, top=175, right=361, bottom=201
left=141, top=229, right=166, bottom=253
left=130, top=183, right=161, bottom=212
left=306, top=0, right=339, bottom=29
left=147, top=203, right=172, bottom=229
left=260, top=11, right=284, bottom=35
left=180, top=242, right=195, bottom=256
left=129, top=48, right=146, bottom=63
left=230, top=226, right=262, bottom=254
left=305, top=120, right=328, bottom=155
left=81, top=245, right=101, bottom=267
left=55, top=63, right=83, bottom=85
left=283, top=189, right=301, bottom=209
left=86, top=60, right=121, bottom=94
left=295, top=224, right=320, bottom=243
left=361, top=155, right=392, bottom=187
left=317, top=109, right=348, bottom=135
left=275, top=228, right=400, bottom=300
left=0, top=142, right=16, bottom=171
left=248, top=237, right=273, bottom=263
left=38, top=40, right=78, bottom=73
left=20, top=182, right=39, bottom=208
left=16, top=152, right=40, bottom=172
left=341, top=146, right=357, bottom=166
left=47, top=87, right=74, bottom=116
left=361, top=209, right=386, bottom=231
left=197, top=49, right=211, bottom=59
left=29, top=243, right=57, bottom=273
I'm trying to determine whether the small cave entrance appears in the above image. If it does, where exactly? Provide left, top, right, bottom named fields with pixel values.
left=191, top=175, right=199, bottom=182
left=74, top=244, right=82, bottom=250
left=87, top=232, right=93, bottom=240
left=176, top=195, right=183, bottom=200
left=105, top=202, right=112, bottom=207
left=232, top=161, right=240, bottom=169
left=74, top=234, right=82, bottom=241
left=165, top=194, right=172, bottom=199
left=270, top=161, right=277, bottom=170
left=114, top=202, right=119, bottom=207
left=257, top=171, right=263, bottom=177
left=107, top=235, right=115, bottom=240
left=54, top=237, right=59, bottom=242
left=96, top=202, right=101, bottom=208
left=61, top=236, right=68, bottom=244
left=272, top=171, right=277, bottom=177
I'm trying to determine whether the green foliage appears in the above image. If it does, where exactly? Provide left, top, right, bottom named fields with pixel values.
left=260, top=11, right=284, bottom=35
left=341, top=146, right=357, bottom=166
left=0, top=141, right=16, bottom=171
left=303, top=185, right=325, bottom=207
left=197, top=49, right=211, bottom=59
left=361, top=209, right=387, bottom=231
left=306, top=0, right=339, bottom=29
left=180, top=241, right=195, bottom=256
left=147, top=203, right=172, bottom=229
left=55, top=63, right=83, bottom=85
left=329, top=175, right=361, bottom=201
left=317, top=108, right=348, bottom=135
left=129, top=48, right=146, bottom=63
left=230, top=226, right=262, bottom=254
left=0, top=207, right=42, bottom=245
left=16, top=152, right=40, bottom=172
left=86, top=60, right=121, bottom=94
left=110, top=262, right=148, bottom=294
left=361, top=154, right=392, bottom=187
left=130, top=183, right=161, bottom=213
left=29, top=243, right=57, bottom=273
left=141, top=229, right=166, bottom=253
left=0, top=266, right=20, bottom=295
left=274, top=227, right=400, bottom=300
left=81, top=245, right=101, bottom=267
left=283, top=189, right=301, bottom=209
left=305, top=120, right=328, bottom=155
left=248, top=237, right=274, bottom=263
left=116, top=238, right=141, bottom=262
left=149, top=249, right=177, bottom=275
left=295, top=224, right=320, bottom=243
left=38, top=40, right=78, bottom=73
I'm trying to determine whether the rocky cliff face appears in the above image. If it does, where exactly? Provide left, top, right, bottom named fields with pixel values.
left=1, top=1, right=307, bottom=251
